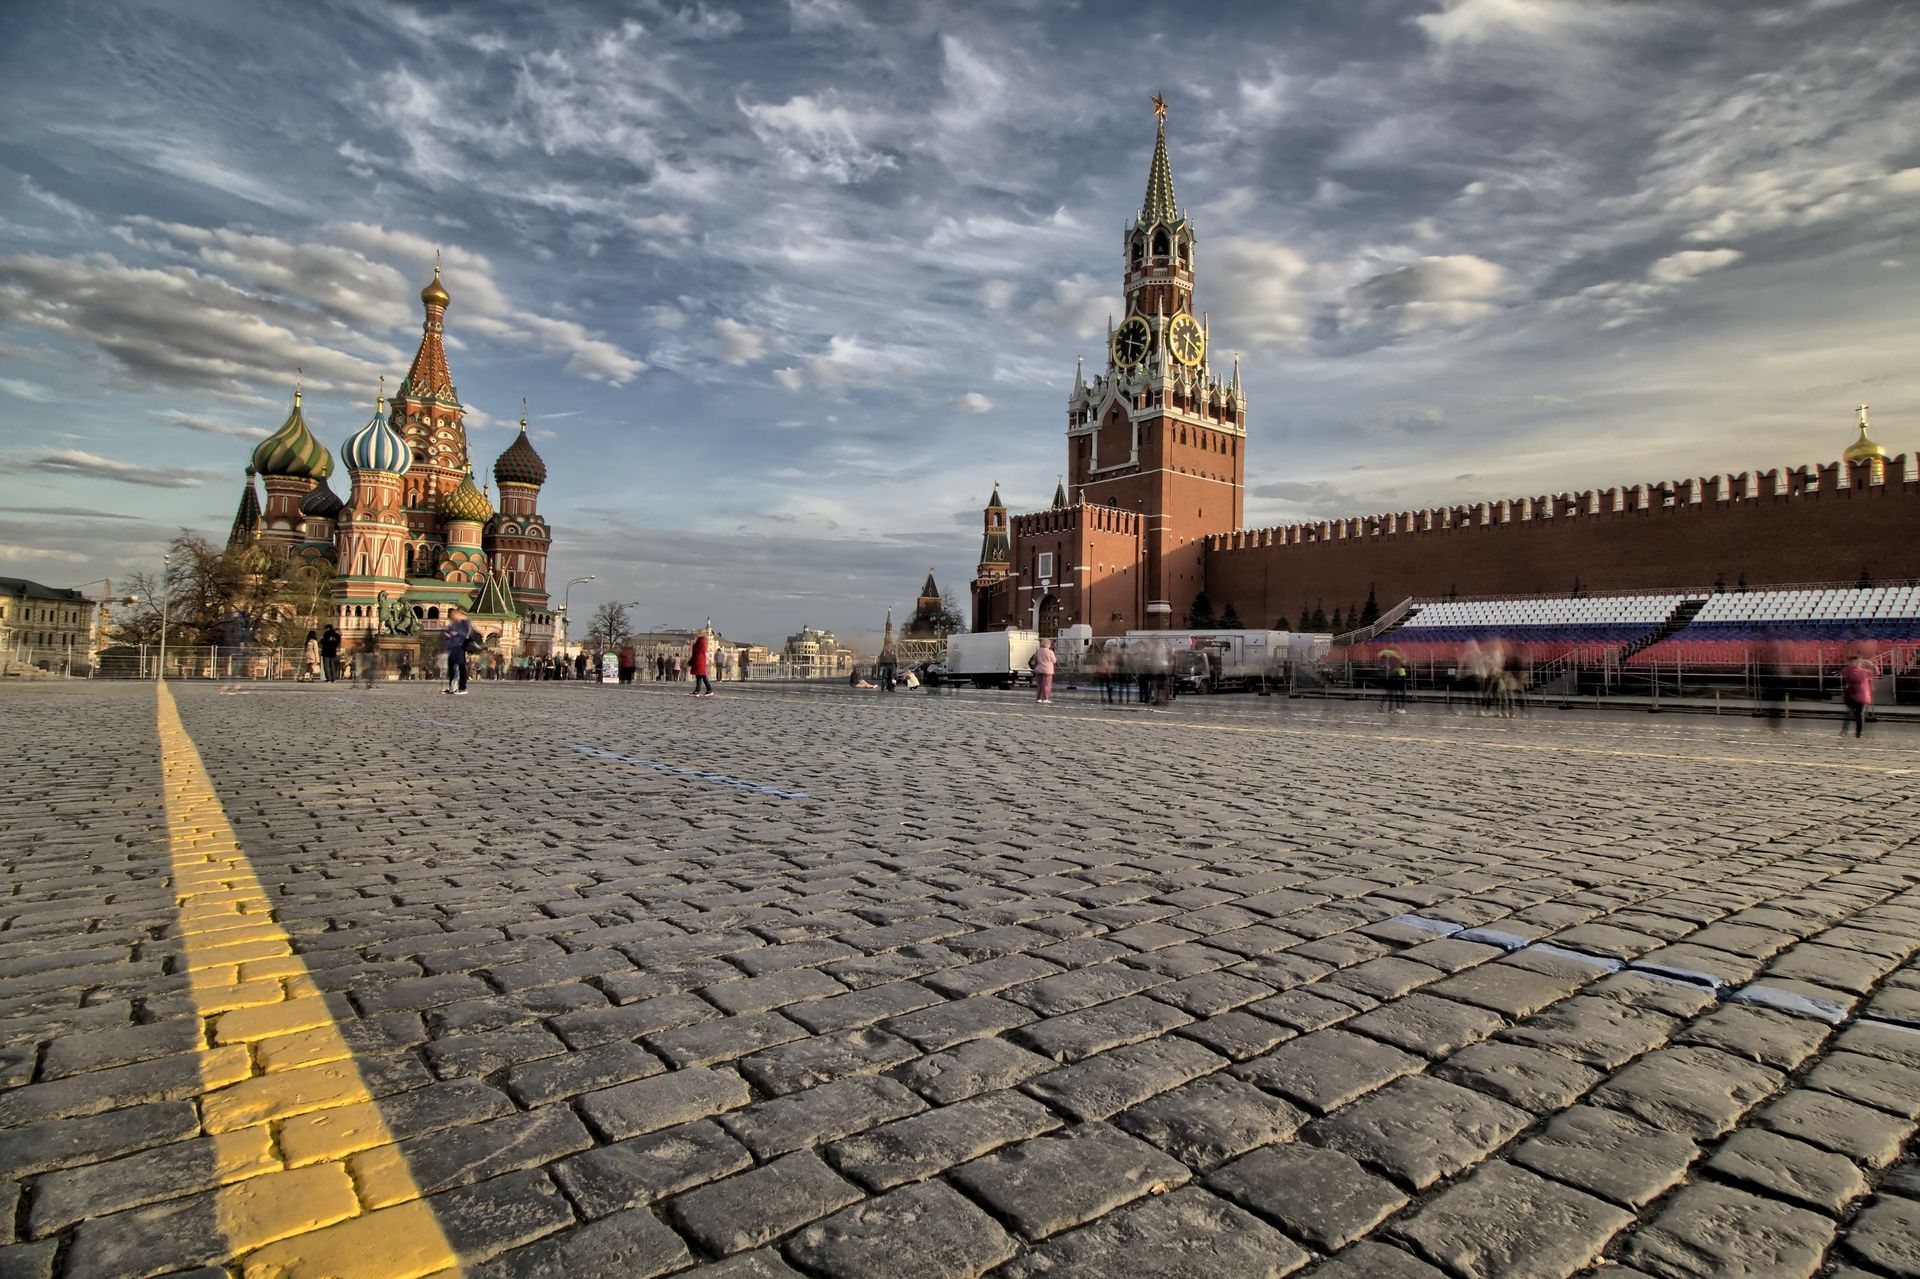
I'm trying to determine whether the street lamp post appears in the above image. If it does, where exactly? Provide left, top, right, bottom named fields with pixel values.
left=157, top=555, right=172, bottom=682
left=559, top=575, right=596, bottom=658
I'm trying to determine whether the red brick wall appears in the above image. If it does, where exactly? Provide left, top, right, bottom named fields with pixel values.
left=1206, top=471, right=1920, bottom=625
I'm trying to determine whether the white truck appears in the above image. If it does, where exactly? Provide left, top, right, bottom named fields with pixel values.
left=1115, top=629, right=1320, bottom=691
left=944, top=628, right=1042, bottom=688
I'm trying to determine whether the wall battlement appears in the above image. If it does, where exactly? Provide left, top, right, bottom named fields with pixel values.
left=1208, top=455, right=1912, bottom=553
left=1013, top=504, right=1144, bottom=538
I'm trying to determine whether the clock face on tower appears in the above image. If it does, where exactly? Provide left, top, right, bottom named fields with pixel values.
left=1111, top=315, right=1152, bottom=368
left=1167, top=312, right=1205, bottom=367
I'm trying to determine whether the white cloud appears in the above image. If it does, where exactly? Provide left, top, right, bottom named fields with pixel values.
left=1344, top=254, right=1508, bottom=332
left=0, top=377, right=53, bottom=402
left=713, top=317, right=766, bottom=366
left=952, top=392, right=993, bottom=414
left=17, top=449, right=210, bottom=488
left=1647, top=247, right=1743, bottom=286
left=980, top=280, right=1018, bottom=312
left=0, top=545, right=90, bottom=565
left=1414, top=0, right=1636, bottom=46
left=1024, top=275, right=1116, bottom=342
left=739, top=93, right=895, bottom=184
left=1206, top=239, right=1315, bottom=350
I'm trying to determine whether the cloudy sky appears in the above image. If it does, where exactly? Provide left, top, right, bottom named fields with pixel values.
left=1, top=0, right=1914, bottom=645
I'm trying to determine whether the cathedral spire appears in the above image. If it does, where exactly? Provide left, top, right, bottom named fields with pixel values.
left=402, top=259, right=457, bottom=404
left=1140, top=94, right=1178, bottom=226
left=228, top=467, right=261, bottom=548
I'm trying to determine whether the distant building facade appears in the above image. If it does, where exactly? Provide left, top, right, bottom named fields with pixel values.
left=0, top=578, right=91, bottom=670
left=975, top=106, right=1916, bottom=636
left=784, top=626, right=854, bottom=678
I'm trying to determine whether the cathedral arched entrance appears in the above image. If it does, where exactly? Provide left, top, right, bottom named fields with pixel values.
left=1035, top=594, right=1061, bottom=639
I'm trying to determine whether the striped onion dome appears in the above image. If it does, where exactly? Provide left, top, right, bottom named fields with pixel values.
left=493, top=414, right=548, bottom=487
left=298, top=473, right=344, bottom=519
left=438, top=469, right=493, bottom=523
left=251, top=391, right=334, bottom=478
left=343, top=395, right=411, bottom=475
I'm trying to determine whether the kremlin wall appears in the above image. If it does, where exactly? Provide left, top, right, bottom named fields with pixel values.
left=1206, top=446, right=1913, bottom=625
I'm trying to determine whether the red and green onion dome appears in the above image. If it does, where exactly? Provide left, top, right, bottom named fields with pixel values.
left=343, top=397, right=411, bottom=475
left=298, top=473, right=344, bottom=520
left=438, top=470, right=493, bottom=523
left=251, top=393, right=333, bottom=479
left=493, top=417, right=547, bottom=488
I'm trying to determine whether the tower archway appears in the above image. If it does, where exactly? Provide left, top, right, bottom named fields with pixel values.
left=1035, top=594, right=1061, bottom=639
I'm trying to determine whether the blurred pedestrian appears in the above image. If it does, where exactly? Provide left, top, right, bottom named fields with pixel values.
left=320, top=624, right=342, bottom=682
left=1841, top=656, right=1873, bottom=738
left=690, top=628, right=714, bottom=696
left=357, top=629, right=379, bottom=688
left=443, top=607, right=473, bottom=695
left=574, top=651, right=588, bottom=681
left=879, top=640, right=897, bottom=693
left=1032, top=638, right=1057, bottom=704
left=618, top=644, right=636, bottom=685
left=301, top=629, right=320, bottom=683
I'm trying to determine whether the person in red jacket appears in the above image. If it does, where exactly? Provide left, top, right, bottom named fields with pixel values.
left=690, top=629, right=713, bottom=697
left=1841, top=656, right=1873, bottom=738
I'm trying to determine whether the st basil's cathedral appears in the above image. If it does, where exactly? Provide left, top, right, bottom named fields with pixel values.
left=226, top=264, right=557, bottom=657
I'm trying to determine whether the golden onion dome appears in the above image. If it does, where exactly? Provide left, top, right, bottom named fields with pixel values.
left=437, top=469, right=492, bottom=524
left=1844, top=406, right=1888, bottom=463
left=421, top=262, right=450, bottom=309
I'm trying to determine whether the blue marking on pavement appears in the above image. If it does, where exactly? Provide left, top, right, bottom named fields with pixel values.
left=1625, top=960, right=1728, bottom=989
left=1527, top=943, right=1624, bottom=973
left=1384, top=911, right=1910, bottom=1039
left=1455, top=927, right=1533, bottom=951
left=1391, top=915, right=1464, bottom=937
left=1727, top=984, right=1849, bottom=1024
left=569, top=743, right=811, bottom=800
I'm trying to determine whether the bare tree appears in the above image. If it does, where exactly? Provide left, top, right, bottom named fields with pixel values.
left=586, top=601, right=631, bottom=652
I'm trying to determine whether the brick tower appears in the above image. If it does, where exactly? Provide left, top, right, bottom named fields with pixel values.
left=392, top=259, right=471, bottom=582
left=335, top=387, right=413, bottom=626
left=1063, top=97, right=1246, bottom=625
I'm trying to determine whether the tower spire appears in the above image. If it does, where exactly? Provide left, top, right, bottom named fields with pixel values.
left=1141, top=95, right=1178, bottom=225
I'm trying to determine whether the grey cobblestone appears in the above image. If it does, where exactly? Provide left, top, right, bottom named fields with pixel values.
left=948, top=1121, right=1190, bottom=1240
left=667, top=1151, right=862, bottom=1255
left=10, top=684, right=1920, bottom=1279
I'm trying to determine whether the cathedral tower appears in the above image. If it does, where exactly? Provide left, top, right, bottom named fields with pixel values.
left=1064, top=99, right=1246, bottom=626
left=335, top=387, right=412, bottom=627
left=249, top=384, right=333, bottom=556
left=392, top=260, right=470, bottom=578
left=489, top=408, right=553, bottom=606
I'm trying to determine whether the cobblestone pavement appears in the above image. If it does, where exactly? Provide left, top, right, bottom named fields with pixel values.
left=3, top=679, right=1919, bottom=1279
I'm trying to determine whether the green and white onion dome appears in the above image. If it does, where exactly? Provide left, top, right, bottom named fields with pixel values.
left=438, top=470, right=493, bottom=523
left=343, top=398, right=411, bottom=475
left=251, top=392, right=333, bottom=479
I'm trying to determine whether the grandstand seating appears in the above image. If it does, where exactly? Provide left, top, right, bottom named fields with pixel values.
left=1337, top=584, right=1920, bottom=675
left=1342, top=593, right=1691, bottom=668
left=1627, top=585, right=1920, bottom=668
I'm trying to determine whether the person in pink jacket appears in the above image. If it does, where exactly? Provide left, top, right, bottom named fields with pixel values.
left=690, top=629, right=713, bottom=697
left=1841, top=656, right=1873, bottom=738
left=1032, top=639, right=1057, bottom=704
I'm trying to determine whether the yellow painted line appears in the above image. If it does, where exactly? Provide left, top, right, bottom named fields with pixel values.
left=157, top=682, right=464, bottom=1279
